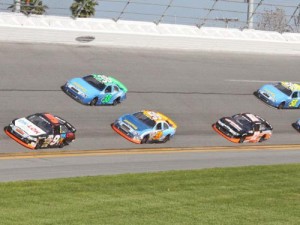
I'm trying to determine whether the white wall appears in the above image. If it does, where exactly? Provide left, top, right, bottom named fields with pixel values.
left=1, top=13, right=300, bottom=55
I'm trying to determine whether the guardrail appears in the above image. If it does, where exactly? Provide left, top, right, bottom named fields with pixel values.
left=0, top=12, right=300, bottom=55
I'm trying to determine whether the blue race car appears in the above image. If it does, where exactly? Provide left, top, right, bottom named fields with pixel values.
left=62, top=74, right=127, bottom=106
left=254, top=82, right=300, bottom=109
left=111, top=110, right=177, bottom=144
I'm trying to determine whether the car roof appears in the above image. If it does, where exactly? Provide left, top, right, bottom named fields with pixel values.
left=42, top=113, right=59, bottom=125
left=142, top=110, right=177, bottom=128
left=280, top=82, right=300, bottom=92
left=238, top=113, right=265, bottom=123
left=91, top=74, right=128, bottom=92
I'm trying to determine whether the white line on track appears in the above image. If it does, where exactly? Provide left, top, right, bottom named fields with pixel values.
left=226, top=79, right=300, bottom=83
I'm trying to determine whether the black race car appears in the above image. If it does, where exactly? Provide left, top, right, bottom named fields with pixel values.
left=4, top=113, right=76, bottom=150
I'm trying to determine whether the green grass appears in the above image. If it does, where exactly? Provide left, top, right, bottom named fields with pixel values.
left=0, top=164, right=300, bottom=225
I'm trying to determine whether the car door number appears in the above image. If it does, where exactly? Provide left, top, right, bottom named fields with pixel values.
left=153, top=131, right=163, bottom=140
left=101, top=94, right=112, bottom=103
left=289, top=99, right=298, bottom=107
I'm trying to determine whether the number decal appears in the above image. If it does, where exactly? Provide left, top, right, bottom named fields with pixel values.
left=50, top=135, right=61, bottom=146
left=153, top=131, right=163, bottom=140
left=289, top=99, right=298, bottom=107
left=101, top=94, right=112, bottom=103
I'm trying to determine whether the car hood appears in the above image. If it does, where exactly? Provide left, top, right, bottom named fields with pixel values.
left=14, top=118, right=46, bottom=136
left=121, top=114, right=152, bottom=133
left=68, top=78, right=100, bottom=97
left=260, top=84, right=288, bottom=102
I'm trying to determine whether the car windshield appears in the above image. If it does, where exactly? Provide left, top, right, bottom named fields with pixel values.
left=133, top=112, right=156, bottom=127
left=232, top=114, right=253, bottom=132
left=26, top=114, right=52, bottom=133
left=275, top=83, right=292, bottom=96
left=83, top=75, right=106, bottom=91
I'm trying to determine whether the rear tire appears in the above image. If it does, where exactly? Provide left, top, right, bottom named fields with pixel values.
left=113, top=97, right=120, bottom=106
left=141, top=135, right=149, bottom=144
left=59, top=142, right=65, bottom=148
left=90, top=98, right=98, bottom=106
left=259, top=135, right=266, bottom=143
left=162, top=135, right=170, bottom=143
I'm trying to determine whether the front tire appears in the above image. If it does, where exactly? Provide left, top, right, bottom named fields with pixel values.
left=90, top=98, right=98, bottom=106
left=278, top=102, right=285, bottom=109
left=239, top=136, right=246, bottom=143
left=141, top=135, right=149, bottom=144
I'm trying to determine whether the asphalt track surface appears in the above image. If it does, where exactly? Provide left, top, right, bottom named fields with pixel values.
left=0, top=42, right=300, bottom=181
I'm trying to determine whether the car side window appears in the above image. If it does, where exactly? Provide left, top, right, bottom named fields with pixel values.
left=113, top=85, right=119, bottom=92
left=53, top=125, right=60, bottom=135
left=260, top=123, right=266, bottom=131
left=105, top=86, right=112, bottom=93
left=163, top=122, right=169, bottom=130
left=156, top=123, right=162, bottom=130
left=292, top=92, right=298, bottom=98
left=60, top=125, right=69, bottom=133
left=254, top=124, right=260, bottom=132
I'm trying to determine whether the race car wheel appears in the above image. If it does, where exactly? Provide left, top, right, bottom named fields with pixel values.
left=141, top=135, right=149, bottom=144
left=162, top=135, right=170, bottom=143
left=239, top=136, right=246, bottom=143
left=259, top=135, right=266, bottom=143
left=113, top=97, right=120, bottom=106
left=90, top=98, right=98, bottom=106
left=278, top=102, right=285, bottom=109
left=35, top=141, right=43, bottom=150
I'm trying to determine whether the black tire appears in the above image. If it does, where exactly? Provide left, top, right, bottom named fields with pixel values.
left=258, top=135, right=266, bottom=143
left=59, top=141, right=65, bottom=148
left=162, top=135, right=170, bottom=143
left=90, top=98, right=98, bottom=106
left=239, top=136, right=246, bottom=143
left=35, top=140, right=43, bottom=150
left=112, top=97, right=120, bottom=106
left=141, top=135, right=149, bottom=144
left=278, top=102, right=285, bottom=109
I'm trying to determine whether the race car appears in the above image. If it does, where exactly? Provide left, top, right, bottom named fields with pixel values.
left=111, top=110, right=177, bottom=144
left=212, top=113, right=272, bottom=143
left=292, top=119, right=300, bottom=132
left=62, top=74, right=127, bottom=106
left=4, top=113, right=76, bottom=150
left=254, top=81, right=300, bottom=109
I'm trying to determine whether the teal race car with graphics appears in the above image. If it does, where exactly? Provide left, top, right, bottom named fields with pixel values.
left=62, top=74, right=128, bottom=106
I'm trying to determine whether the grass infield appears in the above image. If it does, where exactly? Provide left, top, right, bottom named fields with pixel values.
left=0, top=164, right=299, bottom=225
